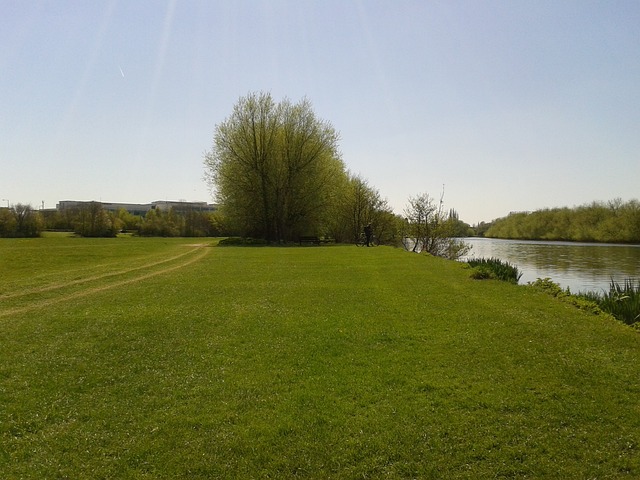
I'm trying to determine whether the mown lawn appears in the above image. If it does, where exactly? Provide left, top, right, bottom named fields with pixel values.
left=1, top=236, right=639, bottom=478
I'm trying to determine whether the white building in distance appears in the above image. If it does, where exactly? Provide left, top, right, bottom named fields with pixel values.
left=56, top=200, right=217, bottom=216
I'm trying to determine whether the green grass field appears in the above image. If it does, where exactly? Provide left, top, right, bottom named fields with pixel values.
left=1, top=235, right=639, bottom=478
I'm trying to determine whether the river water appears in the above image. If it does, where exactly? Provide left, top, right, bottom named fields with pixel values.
left=461, top=237, right=640, bottom=294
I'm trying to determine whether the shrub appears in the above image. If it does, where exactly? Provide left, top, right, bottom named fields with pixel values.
left=582, top=279, right=640, bottom=326
left=528, top=278, right=640, bottom=325
left=467, top=257, right=522, bottom=284
left=0, top=204, right=43, bottom=238
left=217, top=237, right=269, bottom=246
left=528, top=277, right=569, bottom=297
left=468, top=265, right=494, bottom=280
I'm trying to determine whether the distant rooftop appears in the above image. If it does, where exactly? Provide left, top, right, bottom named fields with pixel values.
left=56, top=200, right=217, bottom=214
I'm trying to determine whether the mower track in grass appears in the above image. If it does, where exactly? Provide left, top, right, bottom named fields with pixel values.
left=0, top=244, right=210, bottom=319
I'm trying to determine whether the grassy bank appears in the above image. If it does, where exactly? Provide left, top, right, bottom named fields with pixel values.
left=1, top=237, right=639, bottom=478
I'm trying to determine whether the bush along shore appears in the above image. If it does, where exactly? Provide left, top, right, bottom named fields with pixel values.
left=467, top=257, right=640, bottom=328
left=466, top=257, right=523, bottom=284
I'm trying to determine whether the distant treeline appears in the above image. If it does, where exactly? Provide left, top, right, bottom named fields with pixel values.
left=48, top=203, right=224, bottom=238
left=484, top=199, right=640, bottom=243
left=1, top=203, right=224, bottom=238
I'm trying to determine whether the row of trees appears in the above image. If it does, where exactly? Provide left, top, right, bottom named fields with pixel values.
left=204, top=92, right=470, bottom=257
left=137, top=207, right=222, bottom=237
left=1, top=197, right=470, bottom=258
left=485, top=199, right=640, bottom=243
left=4, top=92, right=472, bottom=257
left=0, top=203, right=223, bottom=238
left=64, top=203, right=223, bottom=238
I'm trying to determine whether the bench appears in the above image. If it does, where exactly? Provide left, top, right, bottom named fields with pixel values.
left=299, top=236, right=321, bottom=245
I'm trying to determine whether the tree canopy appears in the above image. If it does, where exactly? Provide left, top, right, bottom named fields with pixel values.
left=0, top=204, right=42, bottom=238
left=203, top=92, right=468, bottom=248
left=204, top=92, right=346, bottom=243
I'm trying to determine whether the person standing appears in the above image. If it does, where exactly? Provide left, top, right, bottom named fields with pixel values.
left=364, top=223, right=373, bottom=247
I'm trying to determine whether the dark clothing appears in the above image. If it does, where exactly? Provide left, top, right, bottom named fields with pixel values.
left=364, top=224, right=373, bottom=247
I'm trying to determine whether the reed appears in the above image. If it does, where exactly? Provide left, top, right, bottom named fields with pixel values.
left=591, top=279, right=640, bottom=326
left=466, top=257, right=523, bottom=284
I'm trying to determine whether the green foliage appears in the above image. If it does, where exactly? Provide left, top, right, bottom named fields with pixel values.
left=467, top=265, right=493, bottom=280
left=116, top=208, right=141, bottom=232
left=467, top=257, right=523, bottom=283
left=329, top=174, right=400, bottom=245
left=404, top=192, right=471, bottom=259
left=44, top=205, right=220, bottom=238
left=217, top=236, right=269, bottom=246
left=0, top=204, right=43, bottom=237
left=528, top=277, right=569, bottom=297
left=528, top=278, right=608, bottom=318
left=138, top=207, right=180, bottom=236
left=73, top=202, right=120, bottom=237
left=470, top=220, right=493, bottom=237
left=0, top=208, right=18, bottom=236
left=448, top=209, right=474, bottom=237
left=580, top=279, right=640, bottom=326
left=529, top=278, right=640, bottom=326
left=41, top=207, right=79, bottom=231
left=485, top=199, right=640, bottom=243
left=138, top=208, right=220, bottom=237
left=204, top=92, right=346, bottom=243
left=2, top=239, right=640, bottom=477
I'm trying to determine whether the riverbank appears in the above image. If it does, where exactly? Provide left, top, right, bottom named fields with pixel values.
left=1, top=238, right=639, bottom=477
left=463, top=236, right=640, bottom=293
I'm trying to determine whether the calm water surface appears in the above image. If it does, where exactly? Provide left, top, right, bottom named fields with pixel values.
left=462, top=237, right=640, bottom=293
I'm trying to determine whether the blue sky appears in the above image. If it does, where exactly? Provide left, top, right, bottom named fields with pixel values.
left=1, top=0, right=639, bottom=224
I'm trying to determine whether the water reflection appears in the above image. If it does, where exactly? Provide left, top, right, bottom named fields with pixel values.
left=462, top=238, right=640, bottom=293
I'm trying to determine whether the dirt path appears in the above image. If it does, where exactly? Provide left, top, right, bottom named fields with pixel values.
left=0, top=245, right=210, bottom=319
left=0, top=246, right=203, bottom=301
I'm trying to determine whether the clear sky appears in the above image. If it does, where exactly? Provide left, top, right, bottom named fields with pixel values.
left=2, top=1, right=639, bottom=224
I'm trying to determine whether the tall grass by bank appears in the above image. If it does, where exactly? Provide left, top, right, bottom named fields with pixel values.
left=597, top=279, right=640, bottom=325
left=466, top=257, right=523, bottom=284
left=580, top=278, right=640, bottom=326
left=528, top=276, right=640, bottom=327
left=1, top=237, right=639, bottom=478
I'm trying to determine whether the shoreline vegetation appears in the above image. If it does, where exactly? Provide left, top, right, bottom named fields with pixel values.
left=1, top=237, right=639, bottom=478
left=466, top=257, right=640, bottom=328
left=479, top=199, right=640, bottom=244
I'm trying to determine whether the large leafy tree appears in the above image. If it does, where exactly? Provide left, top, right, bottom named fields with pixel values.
left=204, top=92, right=346, bottom=242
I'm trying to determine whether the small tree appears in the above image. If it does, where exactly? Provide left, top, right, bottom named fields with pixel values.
left=404, top=191, right=470, bottom=260
left=404, top=193, right=437, bottom=253
left=117, top=208, right=141, bottom=232
left=11, top=204, right=42, bottom=237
